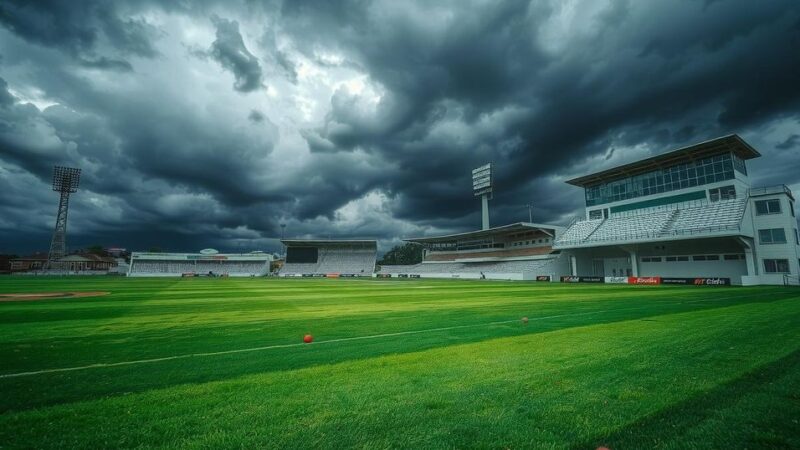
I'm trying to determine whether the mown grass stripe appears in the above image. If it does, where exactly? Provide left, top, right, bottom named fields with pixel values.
left=0, top=294, right=755, bottom=379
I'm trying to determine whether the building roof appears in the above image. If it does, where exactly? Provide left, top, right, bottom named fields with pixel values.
left=404, top=222, right=560, bottom=244
left=566, top=134, right=761, bottom=188
left=12, top=253, right=48, bottom=261
left=280, top=239, right=377, bottom=247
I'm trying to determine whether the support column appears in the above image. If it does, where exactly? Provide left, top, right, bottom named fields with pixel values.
left=570, top=255, right=577, bottom=276
left=481, top=194, right=490, bottom=230
left=737, top=237, right=756, bottom=276
left=621, top=245, right=639, bottom=277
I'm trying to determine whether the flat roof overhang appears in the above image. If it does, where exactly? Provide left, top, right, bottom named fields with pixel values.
left=404, top=222, right=560, bottom=244
left=281, top=239, right=377, bottom=247
left=553, top=230, right=752, bottom=250
left=566, top=134, right=761, bottom=188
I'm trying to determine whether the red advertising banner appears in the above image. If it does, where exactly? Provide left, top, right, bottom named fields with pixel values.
left=628, top=276, right=661, bottom=285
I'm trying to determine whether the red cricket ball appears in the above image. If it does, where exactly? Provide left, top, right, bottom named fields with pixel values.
left=303, top=334, right=313, bottom=343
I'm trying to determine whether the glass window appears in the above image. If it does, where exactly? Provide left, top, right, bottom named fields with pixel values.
left=693, top=255, right=706, bottom=261
left=763, top=259, right=790, bottom=273
left=589, top=209, right=603, bottom=220
left=759, top=228, right=787, bottom=244
left=755, top=199, right=781, bottom=215
left=791, top=202, right=795, bottom=217
left=584, top=153, right=736, bottom=207
left=666, top=256, right=677, bottom=262
left=723, top=254, right=742, bottom=260
left=677, top=256, right=689, bottom=261
left=706, top=255, right=720, bottom=260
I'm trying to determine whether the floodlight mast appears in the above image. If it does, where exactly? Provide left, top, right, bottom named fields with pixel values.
left=472, top=163, right=493, bottom=230
left=47, top=166, right=81, bottom=270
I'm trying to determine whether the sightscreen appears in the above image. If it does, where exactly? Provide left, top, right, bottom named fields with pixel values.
left=286, top=247, right=318, bottom=263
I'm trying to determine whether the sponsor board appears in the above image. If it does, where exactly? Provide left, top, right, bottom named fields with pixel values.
left=605, top=276, right=629, bottom=284
left=661, top=277, right=693, bottom=285
left=410, top=274, right=421, bottom=278
left=181, top=272, right=196, bottom=278
left=536, top=275, right=551, bottom=282
left=398, top=274, right=409, bottom=278
left=660, top=277, right=731, bottom=285
left=339, top=274, right=357, bottom=278
left=376, top=274, right=392, bottom=278
left=301, top=274, right=314, bottom=277
left=312, top=274, right=326, bottom=278
left=693, top=277, right=731, bottom=286
left=561, top=276, right=604, bottom=283
left=628, top=276, right=661, bottom=285
left=326, top=273, right=340, bottom=278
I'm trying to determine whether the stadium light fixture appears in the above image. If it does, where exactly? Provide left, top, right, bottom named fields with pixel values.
left=472, top=163, right=493, bottom=230
left=47, top=166, right=82, bottom=270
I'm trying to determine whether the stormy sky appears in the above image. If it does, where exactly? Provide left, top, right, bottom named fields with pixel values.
left=1, top=0, right=799, bottom=255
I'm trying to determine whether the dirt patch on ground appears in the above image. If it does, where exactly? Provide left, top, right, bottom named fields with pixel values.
left=0, top=291, right=111, bottom=302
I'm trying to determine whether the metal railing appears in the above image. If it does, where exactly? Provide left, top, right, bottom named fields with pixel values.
left=784, top=274, right=800, bottom=287
left=748, top=184, right=793, bottom=198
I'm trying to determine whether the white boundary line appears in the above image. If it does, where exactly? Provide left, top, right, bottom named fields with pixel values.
left=0, top=294, right=768, bottom=379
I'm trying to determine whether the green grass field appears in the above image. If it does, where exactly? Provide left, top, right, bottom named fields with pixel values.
left=1, top=277, right=799, bottom=449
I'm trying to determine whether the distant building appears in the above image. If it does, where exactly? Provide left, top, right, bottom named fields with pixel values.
left=0, top=255, right=13, bottom=275
left=58, top=254, right=118, bottom=272
left=10, top=253, right=48, bottom=273
left=128, top=249, right=273, bottom=277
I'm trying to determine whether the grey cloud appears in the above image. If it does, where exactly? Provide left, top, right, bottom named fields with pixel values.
left=0, top=0, right=158, bottom=68
left=776, top=134, right=800, bottom=150
left=209, top=15, right=263, bottom=92
left=1, top=1, right=800, bottom=255
left=0, top=76, right=13, bottom=106
left=248, top=109, right=265, bottom=123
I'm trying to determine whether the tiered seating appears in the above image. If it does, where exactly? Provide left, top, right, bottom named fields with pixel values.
left=589, top=210, right=674, bottom=242
left=668, top=198, right=746, bottom=234
left=553, top=198, right=748, bottom=247
left=129, top=259, right=269, bottom=276
left=280, top=246, right=376, bottom=275
left=131, top=261, right=196, bottom=274
left=379, top=258, right=557, bottom=275
left=195, top=261, right=268, bottom=275
left=279, top=263, right=320, bottom=274
left=555, top=219, right=603, bottom=245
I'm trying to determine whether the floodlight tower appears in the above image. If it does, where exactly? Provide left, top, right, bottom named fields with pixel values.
left=472, top=163, right=493, bottom=230
left=47, top=166, right=81, bottom=269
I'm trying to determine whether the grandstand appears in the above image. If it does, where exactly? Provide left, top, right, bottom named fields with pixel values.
left=554, top=135, right=800, bottom=285
left=279, top=240, right=377, bottom=276
left=128, top=249, right=272, bottom=277
left=381, top=223, right=569, bottom=280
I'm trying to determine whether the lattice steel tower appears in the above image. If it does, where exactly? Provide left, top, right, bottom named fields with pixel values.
left=47, top=166, right=81, bottom=269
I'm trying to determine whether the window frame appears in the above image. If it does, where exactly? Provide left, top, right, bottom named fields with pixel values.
left=763, top=259, right=790, bottom=274
left=759, top=228, right=787, bottom=245
left=755, top=199, right=782, bottom=215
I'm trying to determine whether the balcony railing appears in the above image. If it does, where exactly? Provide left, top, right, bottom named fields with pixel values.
left=748, top=184, right=794, bottom=199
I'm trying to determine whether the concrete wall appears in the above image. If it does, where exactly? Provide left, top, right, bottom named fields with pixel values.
left=748, top=193, right=800, bottom=277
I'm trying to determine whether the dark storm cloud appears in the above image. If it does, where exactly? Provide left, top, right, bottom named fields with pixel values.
left=776, top=134, right=800, bottom=150
left=0, top=0, right=158, bottom=66
left=0, top=76, right=13, bottom=106
left=248, top=109, right=265, bottom=123
left=1, top=0, right=799, bottom=254
left=283, top=0, right=800, bottom=226
left=209, top=15, right=264, bottom=92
